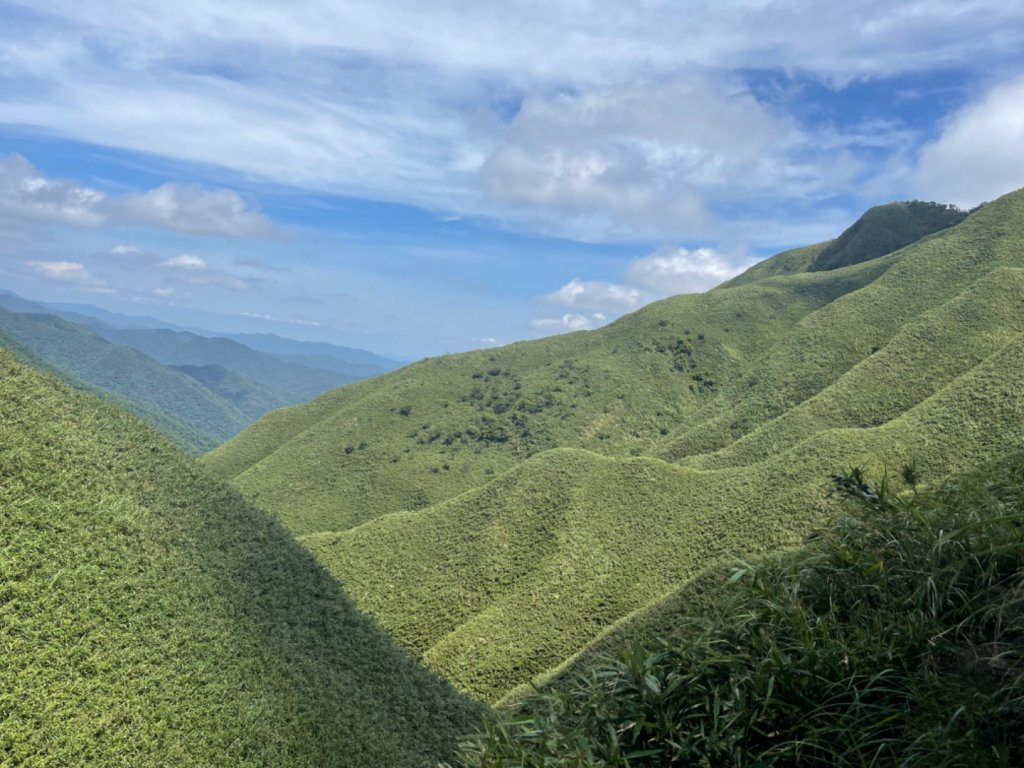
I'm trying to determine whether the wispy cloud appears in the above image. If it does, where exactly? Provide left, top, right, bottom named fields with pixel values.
left=1, top=2, right=1020, bottom=238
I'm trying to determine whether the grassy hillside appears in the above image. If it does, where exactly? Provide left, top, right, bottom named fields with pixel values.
left=207, top=259, right=888, bottom=535
left=0, top=308, right=250, bottom=452
left=0, top=348, right=480, bottom=766
left=808, top=200, right=967, bottom=272
left=207, top=189, right=1024, bottom=703
left=461, top=458, right=1024, bottom=766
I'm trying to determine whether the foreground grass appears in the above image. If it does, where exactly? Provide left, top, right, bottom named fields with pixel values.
left=0, top=348, right=480, bottom=766
left=460, top=459, right=1024, bottom=766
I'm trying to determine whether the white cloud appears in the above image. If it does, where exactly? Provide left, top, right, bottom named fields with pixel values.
left=152, top=287, right=174, bottom=297
left=531, top=313, right=601, bottom=332
left=1, top=2, right=1020, bottom=236
left=538, top=245, right=752, bottom=330
left=479, top=76, right=791, bottom=236
left=915, top=76, right=1024, bottom=207
left=626, top=246, right=752, bottom=295
left=0, top=154, right=271, bottom=237
left=24, top=260, right=113, bottom=293
left=115, top=184, right=271, bottom=237
left=111, top=244, right=142, bottom=256
left=161, top=253, right=208, bottom=270
left=0, top=154, right=107, bottom=227
left=544, top=278, right=644, bottom=313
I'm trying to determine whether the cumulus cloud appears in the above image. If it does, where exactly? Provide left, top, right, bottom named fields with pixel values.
left=24, top=260, right=113, bottom=293
left=0, top=154, right=270, bottom=237
left=531, top=313, right=603, bottom=332
left=626, top=246, right=750, bottom=295
left=535, top=245, right=752, bottom=334
left=544, top=278, right=644, bottom=313
left=915, top=77, right=1024, bottom=207
left=480, top=76, right=793, bottom=236
left=0, top=154, right=107, bottom=227
left=115, top=183, right=271, bottom=237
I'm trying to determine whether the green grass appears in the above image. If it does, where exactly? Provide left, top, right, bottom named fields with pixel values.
left=206, top=188, right=1024, bottom=704
left=808, top=200, right=967, bottom=272
left=458, top=457, right=1024, bottom=766
left=0, top=348, right=481, bottom=766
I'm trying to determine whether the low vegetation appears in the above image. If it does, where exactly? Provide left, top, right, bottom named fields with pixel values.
left=208, top=190, right=1024, bottom=703
left=458, top=459, right=1024, bottom=766
left=0, top=349, right=480, bottom=766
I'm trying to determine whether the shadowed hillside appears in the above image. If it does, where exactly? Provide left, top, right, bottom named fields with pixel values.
left=0, top=349, right=480, bottom=766
left=207, top=190, right=1024, bottom=703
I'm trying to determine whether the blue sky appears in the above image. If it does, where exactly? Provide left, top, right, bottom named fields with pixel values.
left=1, top=1, right=1022, bottom=358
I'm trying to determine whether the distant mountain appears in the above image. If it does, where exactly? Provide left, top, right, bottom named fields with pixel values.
left=92, top=326, right=355, bottom=402
left=222, top=331, right=404, bottom=372
left=0, top=306, right=249, bottom=453
left=46, top=300, right=197, bottom=332
left=172, top=363, right=291, bottom=420
left=42, top=299, right=403, bottom=374
left=207, top=190, right=1024, bottom=704
left=0, top=347, right=480, bottom=766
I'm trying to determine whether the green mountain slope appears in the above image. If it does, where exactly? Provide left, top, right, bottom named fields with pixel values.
left=0, top=308, right=250, bottom=452
left=465, top=457, right=1024, bottom=766
left=206, top=189, right=1024, bottom=703
left=0, top=349, right=479, bottom=766
left=206, top=258, right=888, bottom=535
left=173, top=363, right=291, bottom=420
left=807, top=200, right=967, bottom=272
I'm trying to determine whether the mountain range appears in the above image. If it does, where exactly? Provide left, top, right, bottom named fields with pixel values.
left=3, top=191, right=1023, bottom=764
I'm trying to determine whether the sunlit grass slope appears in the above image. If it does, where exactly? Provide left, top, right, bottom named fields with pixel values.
left=305, top=329, right=1024, bottom=701
left=207, top=258, right=888, bottom=535
left=207, top=189, right=1024, bottom=703
left=0, top=349, right=480, bottom=766
left=462, top=457, right=1024, bottom=766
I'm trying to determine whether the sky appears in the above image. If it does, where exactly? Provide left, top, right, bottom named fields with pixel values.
left=0, top=2, right=1022, bottom=359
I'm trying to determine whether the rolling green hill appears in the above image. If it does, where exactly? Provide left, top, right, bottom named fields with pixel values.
left=463, top=457, right=1024, bottom=765
left=0, top=307, right=250, bottom=453
left=0, top=348, right=480, bottom=766
left=207, top=190, right=1024, bottom=704
left=807, top=200, right=967, bottom=272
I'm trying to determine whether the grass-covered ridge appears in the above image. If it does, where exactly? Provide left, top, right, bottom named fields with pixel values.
left=0, top=348, right=480, bottom=766
left=459, top=458, right=1024, bottom=766
left=207, top=189, right=1024, bottom=703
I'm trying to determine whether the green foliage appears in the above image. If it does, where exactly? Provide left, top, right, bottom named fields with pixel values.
left=0, top=349, right=480, bottom=766
left=460, top=459, right=1024, bottom=766
left=208, top=188, right=1024, bottom=704
left=808, top=200, right=968, bottom=272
